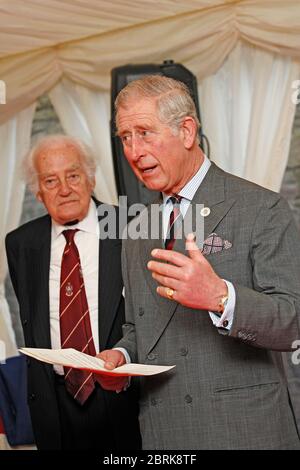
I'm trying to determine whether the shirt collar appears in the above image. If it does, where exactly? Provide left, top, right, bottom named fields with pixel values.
left=51, top=199, right=99, bottom=239
left=163, top=154, right=211, bottom=204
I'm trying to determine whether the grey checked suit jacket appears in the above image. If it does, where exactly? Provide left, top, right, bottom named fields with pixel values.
left=117, top=163, right=300, bottom=450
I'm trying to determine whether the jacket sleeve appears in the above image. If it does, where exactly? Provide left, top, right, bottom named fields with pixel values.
left=229, top=196, right=300, bottom=351
left=114, top=243, right=138, bottom=362
left=5, top=233, right=19, bottom=302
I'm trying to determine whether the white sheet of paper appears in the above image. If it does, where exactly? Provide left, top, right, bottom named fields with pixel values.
left=19, top=348, right=175, bottom=376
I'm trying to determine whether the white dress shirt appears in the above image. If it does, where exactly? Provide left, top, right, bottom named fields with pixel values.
left=162, top=155, right=235, bottom=330
left=49, top=201, right=100, bottom=373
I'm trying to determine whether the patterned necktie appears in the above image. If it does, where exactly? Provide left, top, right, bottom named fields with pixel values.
left=59, top=229, right=96, bottom=405
left=165, top=195, right=182, bottom=250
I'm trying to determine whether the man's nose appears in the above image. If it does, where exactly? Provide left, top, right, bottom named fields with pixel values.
left=131, top=134, right=145, bottom=161
left=58, top=178, right=72, bottom=195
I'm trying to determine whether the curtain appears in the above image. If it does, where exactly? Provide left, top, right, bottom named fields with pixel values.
left=0, top=0, right=300, bottom=124
left=48, top=80, right=118, bottom=205
left=0, top=104, right=36, bottom=358
left=198, top=42, right=300, bottom=191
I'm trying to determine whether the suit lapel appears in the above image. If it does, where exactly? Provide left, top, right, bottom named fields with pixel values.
left=96, top=202, right=124, bottom=351
left=193, top=162, right=236, bottom=242
left=138, top=201, right=180, bottom=355
left=29, top=216, right=52, bottom=350
left=139, top=163, right=237, bottom=354
left=138, top=199, right=166, bottom=303
left=98, top=236, right=123, bottom=351
left=174, top=162, right=236, bottom=254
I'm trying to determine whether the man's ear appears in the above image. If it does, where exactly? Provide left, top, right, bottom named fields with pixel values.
left=90, top=176, right=96, bottom=193
left=180, top=117, right=198, bottom=149
left=36, top=191, right=43, bottom=203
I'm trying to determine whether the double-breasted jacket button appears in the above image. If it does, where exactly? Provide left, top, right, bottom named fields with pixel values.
left=138, top=307, right=144, bottom=316
left=185, top=395, right=192, bottom=403
left=147, top=353, right=157, bottom=361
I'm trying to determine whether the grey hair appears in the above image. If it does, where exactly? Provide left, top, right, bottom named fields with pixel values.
left=115, top=74, right=200, bottom=135
left=23, top=134, right=97, bottom=194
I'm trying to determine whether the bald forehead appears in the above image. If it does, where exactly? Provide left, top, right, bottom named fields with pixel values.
left=36, top=141, right=82, bottom=160
left=33, top=141, right=87, bottom=178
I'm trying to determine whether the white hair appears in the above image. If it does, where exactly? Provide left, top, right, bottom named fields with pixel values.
left=23, top=134, right=97, bottom=194
left=115, top=74, right=200, bottom=136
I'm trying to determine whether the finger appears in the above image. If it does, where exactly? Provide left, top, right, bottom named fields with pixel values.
left=151, top=248, right=188, bottom=267
left=97, top=350, right=123, bottom=370
left=156, top=285, right=178, bottom=302
left=151, top=272, right=180, bottom=289
left=147, top=260, right=181, bottom=279
left=97, top=353, right=115, bottom=370
left=105, top=362, right=116, bottom=370
left=185, top=233, right=206, bottom=261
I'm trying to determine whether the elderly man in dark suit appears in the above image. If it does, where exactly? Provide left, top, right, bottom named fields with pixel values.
left=5, top=135, right=141, bottom=450
left=98, top=75, right=300, bottom=450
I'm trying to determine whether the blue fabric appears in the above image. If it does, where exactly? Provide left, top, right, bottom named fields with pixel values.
left=0, top=355, right=34, bottom=445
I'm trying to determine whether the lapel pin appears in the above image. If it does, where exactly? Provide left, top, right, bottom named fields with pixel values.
left=200, top=207, right=210, bottom=217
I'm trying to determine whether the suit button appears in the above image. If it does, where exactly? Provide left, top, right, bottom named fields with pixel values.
left=22, top=319, right=28, bottom=326
left=222, top=320, right=229, bottom=328
left=180, top=347, right=188, bottom=356
left=147, top=353, right=156, bottom=361
left=29, top=393, right=36, bottom=401
left=26, top=358, right=31, bottom=367
left=185, top=395, right=192, bottom=403
left=138, top=307, right=144, bottom=316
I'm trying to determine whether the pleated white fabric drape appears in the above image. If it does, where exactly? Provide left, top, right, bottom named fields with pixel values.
left=0, top=103, right=36, bottom=358
left=1, top=1, right=300, bottom=125
left=198, top=42, right=300, bottom=191
left=49, top=79, right=118, bottom=205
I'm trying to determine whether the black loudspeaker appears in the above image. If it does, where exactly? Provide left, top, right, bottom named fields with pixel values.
left=110, top=60, right=203, bottom=206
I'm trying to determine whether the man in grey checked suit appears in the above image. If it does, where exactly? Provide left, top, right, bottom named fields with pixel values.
left=98, top=75, right=300, bottom=449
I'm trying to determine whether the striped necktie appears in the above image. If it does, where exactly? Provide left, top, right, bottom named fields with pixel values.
left=165, top=195, right=182, bottom=250
left=59, top=229, right=97, bottom=405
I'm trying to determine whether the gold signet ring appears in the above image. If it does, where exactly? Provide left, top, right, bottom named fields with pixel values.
left=166, top=287, right=174, bottom=300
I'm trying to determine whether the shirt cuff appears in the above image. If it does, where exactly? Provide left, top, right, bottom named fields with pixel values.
left=208, top=280, right=236, bottom=330
left=113, top=347, right=131, bottom=364
left=112, top=347, right=131, bottom=392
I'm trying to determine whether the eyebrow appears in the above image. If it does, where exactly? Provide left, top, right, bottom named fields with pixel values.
left=116, top=124, right=155, bottom=137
